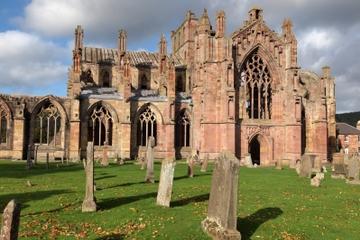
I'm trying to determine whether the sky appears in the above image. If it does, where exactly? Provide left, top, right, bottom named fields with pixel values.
left=0, top=0, right=359, bottom=113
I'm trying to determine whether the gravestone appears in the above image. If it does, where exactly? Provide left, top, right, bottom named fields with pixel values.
left=201, top=154, right=209, bottom=172
left=275, top=158, right=283, bottom=170
left=101, top=146, right=109, bottom=166
left=82, top=142, right=97, bottom=212
left=244, top=154, right=253, bottom=168
left=289, top=158, right=297, bottom=169
left=145, top=136, right=155, bottom=183
left=346, top=155, right=360, bottom=184
left=0, top=199, right=20, bottom=240
left=26, top=144, right=32, bottom=170
left=313, top=156, right=322, bottom=172
left=331, top=152, right=346, bottom=179
left=156, top=158, right=176, bottom=207
left=310, top=172, right=324, bottom=187
left=295, top=160, right=301, bottom=175
left=299, top=154, right=315, bottom=178
left=202, top=151, right=241, bottom=240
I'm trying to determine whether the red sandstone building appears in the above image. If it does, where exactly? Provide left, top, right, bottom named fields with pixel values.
left=0, top=8, right=336, bottom=166
left=336, top=122, right=360, bottom=155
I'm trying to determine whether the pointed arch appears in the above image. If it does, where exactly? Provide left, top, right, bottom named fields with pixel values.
left=175, top=108, right=191, bottom=147
left=239, top=46, right=277, bottom=119
left=136, top=103, right=163, bottom=147
left=0, top=99, right=12, bottom=145
left=87, top=102, right=114, bottom=146
left=248, top=133, right=273, bottom=165
left=30, top=96, right=67, bottom=147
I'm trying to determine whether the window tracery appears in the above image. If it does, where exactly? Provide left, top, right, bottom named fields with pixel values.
left=88, top=105, right=113, bottom=146
left=0, top=104, right=9, bottom=144
left=34, top=103, right=61, bottom=146
left=137, top=106, right=157, bottom=146
left=241, top=53, right=272, bottom=119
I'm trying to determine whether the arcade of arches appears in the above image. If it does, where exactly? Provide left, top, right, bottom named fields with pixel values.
left=0, top=7, right=336, bottom=165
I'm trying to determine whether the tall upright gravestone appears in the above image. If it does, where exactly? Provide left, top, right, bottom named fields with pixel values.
left=156, top=158, right=176, bottom=207
left=145, top=136, right=155, bottom=183
left=0, top=200, right=20, bottom=240
left=82, top=142, right=97, bottom=212
left=299, top=154, right=315, bottom=178
left=202, top=151, right=241, bottom=240
left=346, top=155, right=360, bottom=184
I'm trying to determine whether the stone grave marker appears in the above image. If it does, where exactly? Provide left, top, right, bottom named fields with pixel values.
left=299, top=154, right=315, bottom=178
left=145, top=136, right=155, bottom=183
left=201, top=154, right=209, bottom=172
left=156, top=158, right=176, bottom=207
left=331, top=152, right=346, bottom=179
left=244, top=153, right=253, bottom=168
left=0, top=199, right=21, bottom=240
left=82, top=142, right=97, bottom=212
left=346, top=155, right=360, bottom=184
left=310, top=172, right=324, bottom=187
left=101, top=146, right=109, bottom=166
left=201, top=151, right=241, bottom=240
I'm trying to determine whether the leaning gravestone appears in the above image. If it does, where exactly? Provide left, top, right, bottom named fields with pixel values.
left=310, top=172, right=324, bottom=187
left=0, top=199, right=20, bottom=240
left=331, top=152, right=346, bottom=179
left=299, top=154, right=315, bottom=178
left=156, top=158, right=176, bottom=207
left=202, top=151, right=241, bottom=240
left=346, top=155, right=360, bottom=184
left=82, top=142, right=97, bottom=212
left=145, top=136, right=155, bottom=183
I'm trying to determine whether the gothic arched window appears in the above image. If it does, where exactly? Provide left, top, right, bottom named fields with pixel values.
left=137, top=106, right=157, bottom=146
left=176, top=110, right=190, bottom=147
left=0, top=104, right=9, bottom=144
left=33, top=103, right=61, bottom=146
left=102, top=71, right=110, bottom=87
left=241, top=52, right=272, bottom=119
left=140, top=75, right=148, bottom=90
left=88, top=105, right=113, bottom=146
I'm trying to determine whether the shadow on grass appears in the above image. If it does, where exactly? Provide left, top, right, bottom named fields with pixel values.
left=237, top=207, right=283, bottom=240
left=0, top=162, right=82, bottom=179
left=0, top=189, right=73, bottom=211
left=98, top=180, right=157, bottom=191
left=98, top=192, right=157, bottom=210
left=95, top=175, right=117, bottom=181
left=174, top=173, right=212, bottom=181
left=95, top=234, right=125, bottom=240
left=23, top=201, right=81, bottom=216
left=171, top=193, right=209, bottom=207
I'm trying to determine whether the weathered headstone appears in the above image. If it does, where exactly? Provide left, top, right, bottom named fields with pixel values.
left=313, top=156, right=322, bottom=172
left=187, top=157, right=195, bottom=178
left=275, top=158, right=283, bottom=170
left=295, top=160, right=301, bottom=175
left=289, top=158, right=297, bottom=169
left=201, top=154, right=209, bottom=172
left=299, top=154, right=315, bottom=178
left=244, top=153, right=253, bottom=168
left=145, top=136, right=155, bottom=183
left=156, top=158, right=176, bottom=207
left=202, top=151, right=241, bottom=240
left=0, top=199, right=21, bottom=240
left=331, top=152, right=346, bottom=179
left=346, top=155, right=360, bottom=184
left=82, top=142, right=97, bottom=212
left=101, top=146, right=109, bottom=166
left=26, top=144, right=32, bottom=170
left=310, top=172, right=324, bottom=187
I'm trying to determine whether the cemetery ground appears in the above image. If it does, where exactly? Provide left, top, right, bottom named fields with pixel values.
left=0, top=161, right=360, bottom=240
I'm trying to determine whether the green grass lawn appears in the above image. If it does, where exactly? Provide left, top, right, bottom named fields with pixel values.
left=0, top=160, right=359, bottom=240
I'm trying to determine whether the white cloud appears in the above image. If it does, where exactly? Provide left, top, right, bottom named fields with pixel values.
left=0, top=31, right=70, bottom=89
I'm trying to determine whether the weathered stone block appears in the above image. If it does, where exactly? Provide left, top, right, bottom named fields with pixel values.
left=156, top=158, right=176, bottom=207
left=0, top=199, right=20, bottom=240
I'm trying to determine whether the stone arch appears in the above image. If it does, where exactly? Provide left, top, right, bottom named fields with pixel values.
left=30, top=96, right=68, bottom=149
left=134, top=103, right=164, bottom=125
left=248, top=133, right=273, bottom=166
left=175, top=108, right=191, bottom=147
left=87, top=101, right=116, bottom=146
left=0, top=98, right=12, bottom=146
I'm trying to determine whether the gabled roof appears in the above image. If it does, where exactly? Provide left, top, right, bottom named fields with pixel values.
left=81, top=47, right=184, bottom=67
left=336, top=122, right=360, bottom=136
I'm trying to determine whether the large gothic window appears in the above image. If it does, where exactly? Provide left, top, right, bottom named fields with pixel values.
left=176, top=111, right=191, bottom=147
left=0, top=104, right=9, bottom=144
left=241, top=53, right=272, bottom=119
left=137, top=106, right=157, bottom=147
left=88, top=105, right=113, bottom=146
left=33, top=103, right=61, bottom=146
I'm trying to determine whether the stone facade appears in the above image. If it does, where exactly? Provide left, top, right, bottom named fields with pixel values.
left=0, top=8, right=336, bottom=166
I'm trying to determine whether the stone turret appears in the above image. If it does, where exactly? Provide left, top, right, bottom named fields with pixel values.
left=118, top=29, right=127, bottom=54
left=282, top=18, right=298, bottom=68
left=216, top=10, right=225, bottom=38
left=198, top=9, right=211, bottom=34
left=159, top=34, right=167, bottom=57
left=248, top=7, right=263, bottom=22
left=73, top=25, right=83, bottom=73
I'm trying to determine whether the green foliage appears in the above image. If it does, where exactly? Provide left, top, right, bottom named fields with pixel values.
left=0, top=161, right=360, bottom=239
left=336, top=111, right=360, bottom=127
